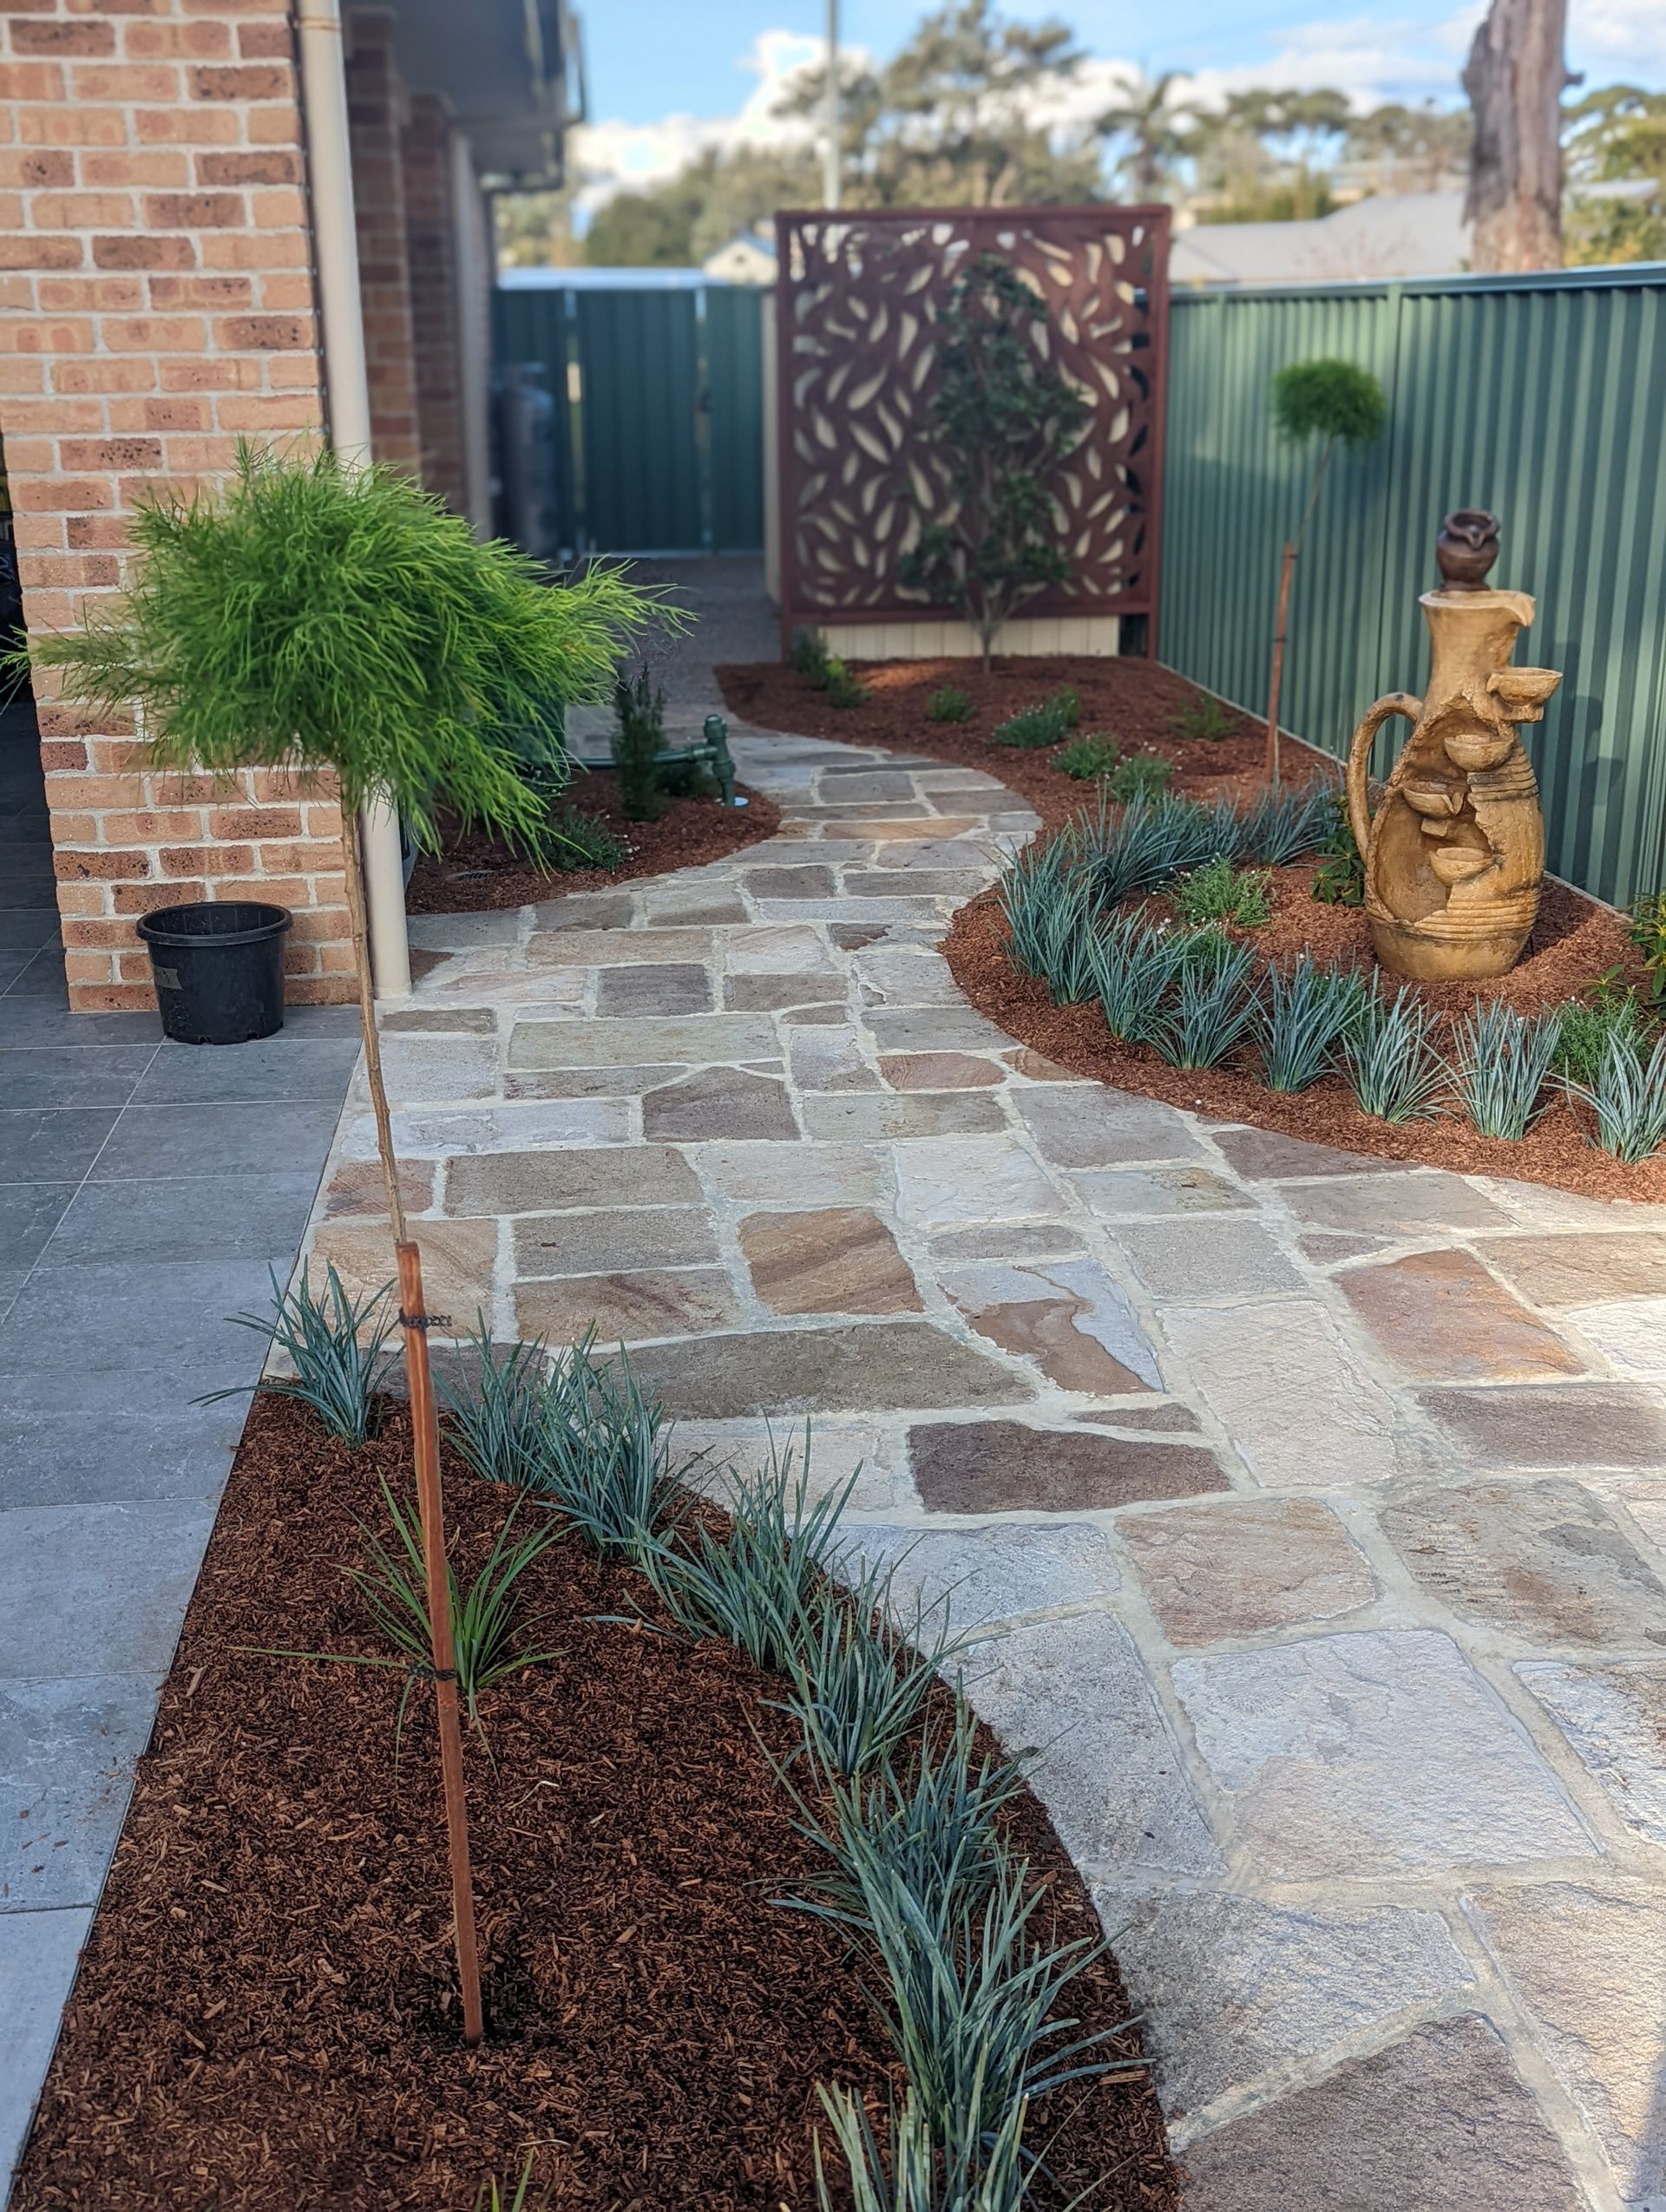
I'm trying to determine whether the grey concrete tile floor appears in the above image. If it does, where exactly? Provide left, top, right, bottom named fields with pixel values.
left=0, top=944, right=356, bottom=2193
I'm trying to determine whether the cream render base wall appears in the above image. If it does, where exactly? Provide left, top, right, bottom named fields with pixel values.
left=808, top=614, right=1123, bottom=661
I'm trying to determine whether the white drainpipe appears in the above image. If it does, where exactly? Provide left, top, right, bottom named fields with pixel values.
left=296, top=0, right=412, bottom=1000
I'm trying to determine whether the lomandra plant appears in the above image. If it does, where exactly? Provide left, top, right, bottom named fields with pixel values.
left=1567, top=1027, right=1666, bottom=1162
left=1452, top=998, right=1563, bottom=1139
left=1151, top=935, right=1257, bottom=1070
left=1258, top=953, right=1368, bottom=1092
left=1346, top=985, right=1450, bottom=1123
left=212, top=1262, right=397, bottom=1447
left=25, top=442, right=670, bottom=2044
left=781, top=1562, right=972, bottom=1783
left=1088, top=910, right=1184, bottom=1043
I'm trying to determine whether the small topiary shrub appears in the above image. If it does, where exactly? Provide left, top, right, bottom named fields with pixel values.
left=823, top=655, right=870, bottom=710
left=926, top=684, right=974, bottom=723
left=1169, top=693, right=1232, bottom=742
left=611, top=663, right=668, bottom=821
left=1628, top=889, right=1666, bottom=1005
left=1172, top=855, right=1273, bottom=930
left=1053, top=733, right=1121, bottom=780
left=990, top=691, right=1075, bottom=749
left=790, top=627, right=833, bottom=686
left=1311, top=800, right=1367, bottom=906
left=547, top=805, right=630, bottom=872
left=1552, top=984, right=1655, bottom=1086
left=1105, top=753, right=1173, bottom=803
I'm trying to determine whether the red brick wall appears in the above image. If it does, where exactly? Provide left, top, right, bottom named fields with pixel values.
left=342, top=4, right=419, bottom=471
left=401, top=89, right=465, bottom=513
left=0, top=0, right=354, bottom=1011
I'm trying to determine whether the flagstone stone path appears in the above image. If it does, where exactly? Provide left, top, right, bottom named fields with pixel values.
left=304, top=712, right=1666, bottom=2212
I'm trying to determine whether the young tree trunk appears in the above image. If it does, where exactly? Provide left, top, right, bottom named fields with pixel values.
left=341, top=805, right=484, bottom=2047
left=1463, top=0, right=1572, bottom=272
left=1264, top=541, right=1296, bottom=788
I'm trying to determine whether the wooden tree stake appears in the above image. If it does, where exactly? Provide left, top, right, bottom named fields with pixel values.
left=343, top=806, right=483, bottom=2046
left=1264, top=540, right=1295, bottom=787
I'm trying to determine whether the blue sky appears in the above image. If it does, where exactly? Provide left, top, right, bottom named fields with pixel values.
left=569, top=0, right=1663, bottom=205
left=580, top=0, right=1655, bottom=131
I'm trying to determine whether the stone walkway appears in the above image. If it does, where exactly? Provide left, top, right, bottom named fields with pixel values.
left=291, top=704, right=1666, bottom=2212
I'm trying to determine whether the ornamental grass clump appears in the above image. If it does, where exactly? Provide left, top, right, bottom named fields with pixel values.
left=1258, top=954, right=1368, bottom=1092
left=212, top=1263, right=397, bottom=1447
left=1452, top=999, right=1563, bottom=1139
left=781, top=1561, right=972, bottom=1783
left=814, top=2080, right=1033, bottom=2212
left=1150, top=934, right=1257, bottom=1070
left=1081, top=791, right=1220, bottom=904
left=1232, top=781, right=1337, bottom=867
left=1346, top=985, right=1450, bottom=1123
left=535, top=1339, right=682, bottom=1561
left=1567, top=1027, right=1666, bottom=1162
left=1088, top=910, right=1186, bottom=1043
left=995, top=830, right=1099, bottom=1004
left=23, top=442, right=673, bottom=2045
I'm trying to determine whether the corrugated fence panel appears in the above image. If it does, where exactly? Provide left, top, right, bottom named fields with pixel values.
left=1162, top=269, right=1666, bottom=907
left=705, top=285, right=764, bottom=552
left=574, top=289, right=704, bottom=553
left=490, top=285, right=575, bottom=544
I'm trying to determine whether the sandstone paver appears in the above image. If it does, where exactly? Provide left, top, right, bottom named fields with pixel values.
left=908, top=1418, right=1228, bottom=1514
left=1120, top=1496, right=1377, bottom=1645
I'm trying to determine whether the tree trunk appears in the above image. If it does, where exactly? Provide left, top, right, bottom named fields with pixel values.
left=1463, top=0, right=1571, bottom=272
left=342, top=806, right=484, bottom=2047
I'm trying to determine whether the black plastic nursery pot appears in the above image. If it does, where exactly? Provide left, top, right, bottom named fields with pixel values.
left=135, top=900, right=292, bottom=1045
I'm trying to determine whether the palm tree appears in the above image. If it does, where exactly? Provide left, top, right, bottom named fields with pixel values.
left=1097, top=69, right=1194, bottom=199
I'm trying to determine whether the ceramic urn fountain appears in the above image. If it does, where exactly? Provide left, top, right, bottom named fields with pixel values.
left=1346, top=511, right=1562, bottom=981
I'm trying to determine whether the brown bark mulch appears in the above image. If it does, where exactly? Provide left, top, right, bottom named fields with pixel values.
left=406, top=769, right=781, bottom=914
left=14, top=1397, right=1180, bottom=2212
left=947, top=889, right=1666, bottom=1204
left=717, top=653, right=1290, bottom=829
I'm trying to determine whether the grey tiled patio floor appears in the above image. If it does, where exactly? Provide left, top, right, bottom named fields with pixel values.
left=0, top=705, right=357, bottom=2199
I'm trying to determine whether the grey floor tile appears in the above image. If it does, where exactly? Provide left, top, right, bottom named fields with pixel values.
left=0, top=1905, right=93, bottom=2194
left=0, top=1110, right=118, bottom=1185
left=0, top=911, right=59, bottom=952
left=4, top=955, right=71, bottom=1001
left=0, top=1048, right=156, bottom=1111
left=0, top=1673, right=161, bottom=1907
left=0, top=1258, right=279, bottom=1384
left=0, top=1187, right=75, bottom=1272
left=280, top=1005, right=366, bottom=1038
left=0, top=1501, right=215, bottom=1679
left=0, top=1005, right=157, bottom=1050
left=0, top=1272, right=25, bottom=1323
left=0, top=1408, right=243, bottom=1508
left=132, top=1035, right=360, bottom=1106
left=0, top=954, right=34, bottom=992
left=43, top=1172, right=322, bottom=1267
left=89, top=1099, right=344, bottom=1181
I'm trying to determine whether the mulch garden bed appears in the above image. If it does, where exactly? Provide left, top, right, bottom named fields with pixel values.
left=723, top=651, right=1662, bottom=1203
left=946, top=885, right=1664, bottom=1203
left=717, top=653, right=1287, bottom=828
left=406, top=769, right=780, bottom=915
left=14, top=1396, right=1179, bottom=2212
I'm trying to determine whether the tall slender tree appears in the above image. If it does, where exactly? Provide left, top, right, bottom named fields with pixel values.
left=22, top=444, right=669, bottom=2040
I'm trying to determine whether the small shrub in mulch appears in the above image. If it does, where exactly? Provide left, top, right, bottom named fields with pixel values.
left=13, top=1393, right=1179, bottom=2212
left=405, top=767, right=779, bottom=914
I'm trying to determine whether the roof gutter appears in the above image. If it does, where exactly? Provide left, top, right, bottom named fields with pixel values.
left=296, top=0, right=412, bottom=1001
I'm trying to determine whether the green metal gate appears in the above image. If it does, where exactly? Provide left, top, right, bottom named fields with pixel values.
left=1160, top=265, right=1666, bottom=909
left=492, top=281, right=765, bottom=557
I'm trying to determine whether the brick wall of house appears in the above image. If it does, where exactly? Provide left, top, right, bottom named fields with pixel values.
left=342, top=5, right=419, bottom=472
left=401, top=90, right=465, bottom=514
left=0, top=0, right=355, bottom=1011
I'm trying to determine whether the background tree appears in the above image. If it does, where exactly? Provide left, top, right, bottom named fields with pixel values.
left=1343, top=101, right=1472, bottom=193
left=897, top=253, right=1088, bottom=670
left=1463, top=0, right=1575, bottom=270
left=1564, top=85, right=1666, bottom=264
left=1096, top=69, right=1195, bottom=200
left=1264, top=359, right=1387, bottom=782
left=495, top=187, right=583, bottom=270
left=23, top=446, right=667, bottom=2043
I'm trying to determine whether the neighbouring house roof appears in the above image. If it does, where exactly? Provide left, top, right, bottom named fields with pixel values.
left=701, top=232, right=779, bottom=286
left=1171, top=193, right=1473, bottom=288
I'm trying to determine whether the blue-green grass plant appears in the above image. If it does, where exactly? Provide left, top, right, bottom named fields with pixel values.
left=994, top=830, right=1099, bottom=1004
left=1258, top=954, right=1369, bottom=1093
left=1150, top=933, right=1257, bottom=1070
left=440, top=1322, right=554, bottom=1489
left=1346, top=985, right=1450, bottom=1123
left=1080, top=792, right=1222, bottom=904
left=1452, top=999, right=1563, bottom=1139
left=539, top=1339, right=683, bottom=1561
left=1230, top=782, right=1337, bottom=867
left=211, top=1263, right=397, bottom=1447
left=780, top=1561, right=974, bottom=1782
left=640, top=1432, right=853, bottom=1672
left=1567, top=1027, right=1666, bottom=1162
left=1087, top=910, right=1187, bottom=1043
left=812, top=2081, right=1035, bottom=2212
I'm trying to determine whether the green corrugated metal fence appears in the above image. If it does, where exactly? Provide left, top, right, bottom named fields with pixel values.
left=1160, top=267, right=1666, bottom=907
left=491, top=283, right=765, bottom=557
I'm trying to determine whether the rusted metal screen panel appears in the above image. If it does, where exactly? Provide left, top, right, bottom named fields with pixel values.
left=1161, top=267, right=1666, bottom=907
left=775, top=206, right=1171, bottom=644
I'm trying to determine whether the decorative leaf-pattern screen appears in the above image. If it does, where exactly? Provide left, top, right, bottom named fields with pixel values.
left=774, top=205, right=1171, bottom=642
